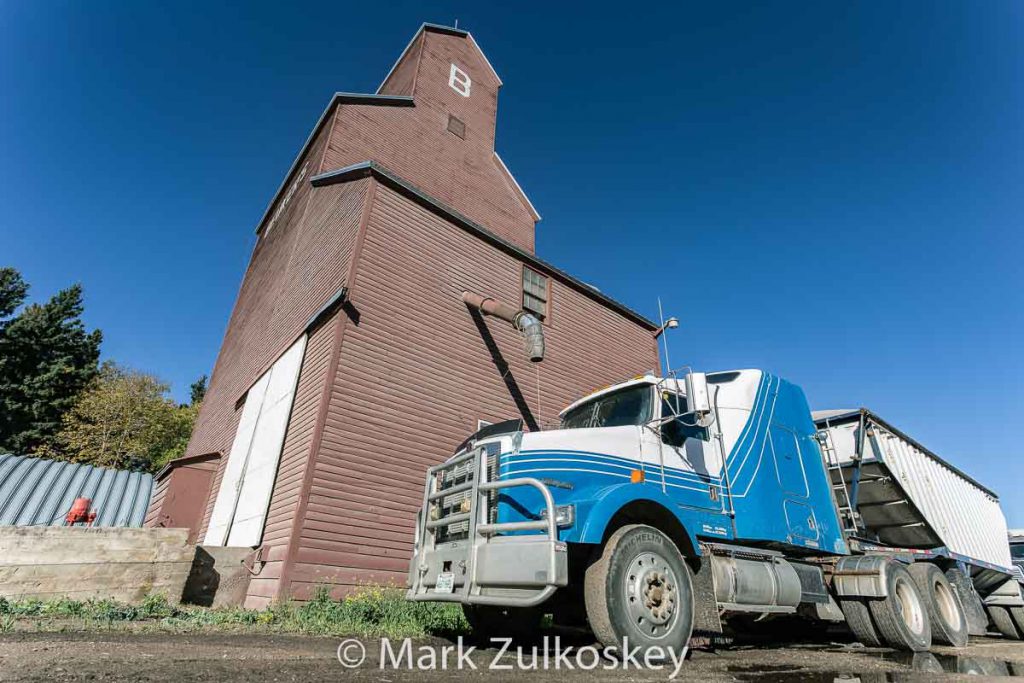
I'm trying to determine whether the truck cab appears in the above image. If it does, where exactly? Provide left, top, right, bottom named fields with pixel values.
left=1010, top=530, right=1024, bottom=579
left=407, top=370, right=847, bottom=644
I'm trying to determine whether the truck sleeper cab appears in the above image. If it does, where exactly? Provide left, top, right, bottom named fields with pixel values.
left=407, top=370, right=1018, bottom=655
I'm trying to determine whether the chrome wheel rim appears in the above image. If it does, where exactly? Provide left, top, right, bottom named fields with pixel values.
left=624, top=551, right=679, bottom=639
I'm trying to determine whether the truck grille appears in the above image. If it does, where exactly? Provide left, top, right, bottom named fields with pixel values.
left=431, top=443, right=500, bottom=544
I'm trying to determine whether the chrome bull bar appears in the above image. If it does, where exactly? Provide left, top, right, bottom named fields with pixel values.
left=407, top=443, right=567, bottom=607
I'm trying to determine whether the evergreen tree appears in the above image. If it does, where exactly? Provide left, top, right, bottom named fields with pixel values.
left=189, top=374, right=208, bottom=405
left=0, top=268, right=102, bottom=453
left=0, top=268, right=28, bottom=319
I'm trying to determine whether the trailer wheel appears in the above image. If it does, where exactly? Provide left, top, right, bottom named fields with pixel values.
left=868, top=562, right=931, bottom=651
left=462, top=604, right=542, bottom=644
left=907, top=652, right=944, bottom=674
left=987, top=605, right=1022, bottom=639
left=839, top=598, right=883, bottom=647
left=1011, top=606, right=1024, bottom=635
left=944, top=567, right=989, bottom=636
left=584, top=524, right=694, bottom=653
left=908, top=563, right=968, bottom=647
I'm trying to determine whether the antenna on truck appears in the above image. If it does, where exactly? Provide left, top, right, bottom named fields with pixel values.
left=653, top=297, right=679, bottom=375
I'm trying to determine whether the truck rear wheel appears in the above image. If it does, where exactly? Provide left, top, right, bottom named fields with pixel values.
left=584, top=524, right=694, bottom=653
left=462, top=604, right=543, bottom=644
left=987, top=605, right=1022, bottom=639
left=839, top=598, right=883, bottom=647
left=868, top=562, right=931, bottom=651
left=1011, top=607, right=1024, bottom=634
left=908, top=563, right=968, bottom=647
left=944, top=567, right=989, bottom=636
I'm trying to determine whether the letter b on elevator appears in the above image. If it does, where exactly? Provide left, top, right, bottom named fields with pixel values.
left=449, top=63, right=471, bottom=97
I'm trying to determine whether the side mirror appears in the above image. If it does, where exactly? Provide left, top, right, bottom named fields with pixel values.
left=685, top=372, right=711, bottom=414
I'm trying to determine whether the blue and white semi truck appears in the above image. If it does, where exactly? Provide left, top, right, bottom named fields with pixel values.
left=406, top=369, right=1023, bottom=653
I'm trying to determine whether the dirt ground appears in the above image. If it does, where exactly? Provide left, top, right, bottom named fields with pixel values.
left=3, top=629, right=1024, bottom=682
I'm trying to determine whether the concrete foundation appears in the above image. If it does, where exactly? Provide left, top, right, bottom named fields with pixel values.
left=180, top=545, right=254, bottom=608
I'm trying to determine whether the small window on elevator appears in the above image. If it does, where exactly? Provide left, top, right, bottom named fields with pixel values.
left=522, top=265, right=549, bottom=320
left=447, top=114, right=466, bottom=139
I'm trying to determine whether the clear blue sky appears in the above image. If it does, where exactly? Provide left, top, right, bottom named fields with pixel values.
left=2, top=3, right=1021, bottom=522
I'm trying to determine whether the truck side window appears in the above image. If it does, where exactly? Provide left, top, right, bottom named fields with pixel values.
left=660, top=394, right=687, bottom=448
left=660, top=392, right=708, bottom=447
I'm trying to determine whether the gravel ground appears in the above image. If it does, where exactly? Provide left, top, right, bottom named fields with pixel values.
left=2, top=630, right=1024, bottom=681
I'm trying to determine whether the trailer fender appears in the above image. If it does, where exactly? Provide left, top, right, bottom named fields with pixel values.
left=575, top=483, right=704, bottom=556
left=833, top=555, right=894, bottom=598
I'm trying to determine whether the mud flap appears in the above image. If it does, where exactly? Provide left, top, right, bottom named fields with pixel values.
left=690, top=556, right=723, bottom=643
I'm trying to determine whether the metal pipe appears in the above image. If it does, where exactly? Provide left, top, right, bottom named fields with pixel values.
left=425, top=512, right=471, bottom=530
left=463, top=291, right=545, bottom=362
left=463, top=291, right=520, bottom=322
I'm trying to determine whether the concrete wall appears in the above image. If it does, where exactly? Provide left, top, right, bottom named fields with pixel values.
left=0, top=527, right=193, bottom=603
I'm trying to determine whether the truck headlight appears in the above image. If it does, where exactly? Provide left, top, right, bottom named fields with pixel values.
left=540, top=504, right=575, bottom=528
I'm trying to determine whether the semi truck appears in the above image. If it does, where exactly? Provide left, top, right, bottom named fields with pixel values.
left=406, top=369, right=1024, bottom=654
left=1011, top=530, right=1024, bottom=577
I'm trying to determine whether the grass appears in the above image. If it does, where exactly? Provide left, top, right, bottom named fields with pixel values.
left=0, top=586, right=469, bottom=639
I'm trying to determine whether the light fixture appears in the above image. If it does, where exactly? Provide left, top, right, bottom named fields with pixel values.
left=654, top=317, right=679, bottom=339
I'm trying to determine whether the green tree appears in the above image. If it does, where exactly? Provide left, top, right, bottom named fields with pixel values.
left=189, top=374, right=208, bottom=405
left=45, top=362, right=198, bottom=471
left=0, top=268, right=29, bottom=319
left=0, top=268, right=102, bottom=454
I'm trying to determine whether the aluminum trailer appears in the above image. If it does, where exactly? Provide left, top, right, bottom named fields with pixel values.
left=815, top=408, right=1024, bottom=638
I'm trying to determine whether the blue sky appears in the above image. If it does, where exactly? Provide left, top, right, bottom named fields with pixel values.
left=2, top=3, right=1021, bottom=522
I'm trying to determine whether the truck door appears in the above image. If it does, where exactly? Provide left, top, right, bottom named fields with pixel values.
left=642, top=391, right=724, bottom=511
left=769, top=424, right=820, bottom=544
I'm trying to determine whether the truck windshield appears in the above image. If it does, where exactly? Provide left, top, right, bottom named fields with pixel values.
left=1011, top=544, right=1024, bottom=561
left=560, top=384, right=653, bottom=430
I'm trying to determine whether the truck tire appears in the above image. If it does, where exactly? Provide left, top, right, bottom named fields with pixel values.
left=868, top=562, right=931, bottom=651
left=908, top=563, right=968, bottom=647
left=907, top=652, right=943, bottom=674
left=987, top=605, right=1021, bottom=639
left=944, top=566, right=988, bottom=636
left=462, top=604, right=542, bottom=645
left=584, top=524, right=694, bottom=653
left=1011, top=606, right=1024, bottom=635
left=839, top=598, right=883, bottom=647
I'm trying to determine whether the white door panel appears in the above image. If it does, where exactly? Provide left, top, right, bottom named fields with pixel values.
left=204, top=335, right=306, bottom=547
left=203, top=372, right=270, bottom=546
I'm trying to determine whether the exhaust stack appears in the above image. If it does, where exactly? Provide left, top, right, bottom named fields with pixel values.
left=462, top=291, right=545, bottom=363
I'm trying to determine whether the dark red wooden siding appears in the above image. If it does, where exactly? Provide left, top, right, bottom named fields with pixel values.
left=284, top=182, right=658, bottom=597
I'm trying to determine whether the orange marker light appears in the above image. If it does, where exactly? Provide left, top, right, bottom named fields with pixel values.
left=630, top=469, right=645, bottom=483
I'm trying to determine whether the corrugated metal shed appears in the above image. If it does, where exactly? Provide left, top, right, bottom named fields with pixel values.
left=0, top=454, right=153, bottom=527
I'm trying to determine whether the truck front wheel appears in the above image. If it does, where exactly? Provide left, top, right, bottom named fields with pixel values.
left=584, top=524, right=694, bottom=653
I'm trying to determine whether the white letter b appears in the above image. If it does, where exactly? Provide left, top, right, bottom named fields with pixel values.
left=449, top=63, right=471, bottom=97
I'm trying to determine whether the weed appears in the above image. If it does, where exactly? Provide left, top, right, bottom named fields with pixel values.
left=0, top=586, right=469, bottom=639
